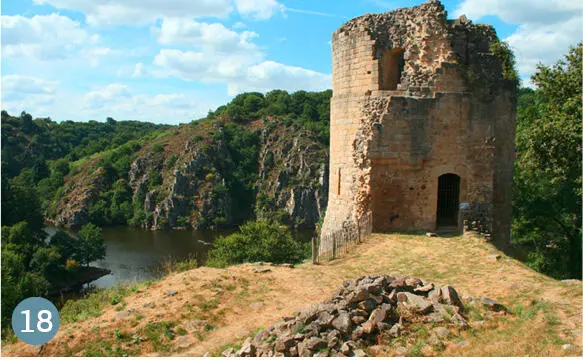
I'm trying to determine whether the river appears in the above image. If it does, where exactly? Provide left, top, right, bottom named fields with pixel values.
left=45, top=226, right=315, bottom=289
left=45, top=226, right=232, bottom=289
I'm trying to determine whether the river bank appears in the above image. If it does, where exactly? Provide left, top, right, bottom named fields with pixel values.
left=48, top=266, right=112, bottom=296
left=45, top=225, right=315, bottom=288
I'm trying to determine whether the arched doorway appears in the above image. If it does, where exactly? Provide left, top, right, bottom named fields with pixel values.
left=436, top=173, right=460, bottom=229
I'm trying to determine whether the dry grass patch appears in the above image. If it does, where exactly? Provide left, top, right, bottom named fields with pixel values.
left=3, top=233, right=581, bottom=357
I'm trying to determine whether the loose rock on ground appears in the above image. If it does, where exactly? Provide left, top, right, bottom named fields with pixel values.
left=224, top=275, right=483, bottom=357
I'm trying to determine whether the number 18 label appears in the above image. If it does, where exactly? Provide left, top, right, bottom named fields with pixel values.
left=12, top=297, right=60, bottom=345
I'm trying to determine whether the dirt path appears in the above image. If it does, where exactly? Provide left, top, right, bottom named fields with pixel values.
left=3, top=233, right=581, bottom=357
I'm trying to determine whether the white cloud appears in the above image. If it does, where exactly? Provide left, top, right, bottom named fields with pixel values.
left=2, top=75, right=58, bottom=96
left=151, top=18, right=264, bottom=82
left=150, top=48, right=331, bottom=95
left=228, top=60, right=332, bottom=95
left=156, top=18, right=258, bottom=54
left=82, top=47, right=115, bottom=67
left=84, top=83, right=131, bottom=109
left=2, top=79, right=220, bottom=123
left=1, top=75, right=59, bottom=114
left=79, top=84, right=218, bottom=123
left=152, top=49, right=263, bottom=82
left=454, top=0, right=583, bottom=80
left=506, top=17, right=582, bottom=79
left=147, top=14, right=330, bottom=95
left=453, top=0, right=582, bottom=25
left=132, top=63, right=146, bottom=77
left=1, top=14, right=98, bottom=60
left=234, top=0, right=284, bottom=20
left=33, top=0, right=233, bottom=26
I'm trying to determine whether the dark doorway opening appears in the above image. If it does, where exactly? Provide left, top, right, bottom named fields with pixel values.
left=436, top=173, right=460, bottom=229
left=379, top=48, right=405, bottom=90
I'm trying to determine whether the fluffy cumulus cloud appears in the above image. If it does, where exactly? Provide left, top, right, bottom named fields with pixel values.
left=2, top=75, right=58, bottom=97
left=454, top=0, right=583, bottom=80
left=151, top=48, right=330, bottom=95
left=2, top=77, right=213, bottom=123
left=1, top=14, right=99, bottom=59
left=152, top=49, right=261, bottom=81
left=1, top=75, right=59, bottom=115
left=32, top=0, right=233, bottom=26
left=80, top=84, right=218, bottom=122
left=228, top=61, right=332, bottom=95
left=156, top=17, right=258, bottom=53
left=148, top=16, right=330, bottom=95
left=31, top=0, right=285, bottom=26
left=234, top=0, right=284, bottom=20
left=84, top=83, right=131, bottom=110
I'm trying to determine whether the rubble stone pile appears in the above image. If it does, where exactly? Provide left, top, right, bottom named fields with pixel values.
left=224, top=275, right=470, bottom=357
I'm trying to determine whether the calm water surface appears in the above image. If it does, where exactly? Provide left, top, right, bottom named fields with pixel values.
left=46, top=226, right=232, bottom=288
left=46, top=226, right=316, bottom=289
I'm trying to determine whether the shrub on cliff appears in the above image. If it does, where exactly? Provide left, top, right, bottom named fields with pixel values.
left=206, top=220, right=308, bottom=267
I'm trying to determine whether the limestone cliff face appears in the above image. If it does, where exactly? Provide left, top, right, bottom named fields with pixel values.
left=255, top=124, right=329, bottom=228
left=127, top=133, right=234, bottom=230
left=54, top=167, right=107, bottom=229
left=51, top=119, right=329, bottom=230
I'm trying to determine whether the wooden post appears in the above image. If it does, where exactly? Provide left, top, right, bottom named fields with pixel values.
left=312, top=237, right=318, bottom=264
left=332, top=232, right=337, bottom=260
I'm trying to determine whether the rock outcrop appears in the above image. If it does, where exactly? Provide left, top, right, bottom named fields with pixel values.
left=51, top=119, right=329, bottom=231
left=224, top=275, right=470, bottom=357
left=255, top=126, right=328, bottom=228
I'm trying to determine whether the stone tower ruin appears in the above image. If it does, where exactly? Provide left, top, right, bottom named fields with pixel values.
left=320, top=0, right=517, bottom=252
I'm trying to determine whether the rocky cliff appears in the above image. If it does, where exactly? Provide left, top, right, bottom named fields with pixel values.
left=50, top=116, right=329, bottom=231
left=255, top=124, right=328, bottom=228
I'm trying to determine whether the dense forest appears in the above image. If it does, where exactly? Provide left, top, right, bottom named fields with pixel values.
left=1, top=44, right=581, bottom=335
left=1, top=116, right=173, bottom=330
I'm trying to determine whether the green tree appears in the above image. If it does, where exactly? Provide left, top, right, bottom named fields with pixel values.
left=76, top=224, right=106, bottom=266
left=49, top=230, right=78, bottom=262
left=152, top=143, right=164, bottom=153
left=207, top=220, right=307, bottom=267
left=1, top=221, right=51, bottom=330
left=512, top=43, right=582, bottom=279
left=243, top=93, right=264, bottom=115
left=1, top=175, right=45, bottom=232
left=32, top=159, right=50, bottom=181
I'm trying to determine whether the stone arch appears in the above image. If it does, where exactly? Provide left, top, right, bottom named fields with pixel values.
left=436, top=173, right=461, bottom=229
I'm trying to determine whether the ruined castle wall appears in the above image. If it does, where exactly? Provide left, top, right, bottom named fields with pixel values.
left=367, top=90, right=500, bottom=232
left=323, top=1, right=455, bottom=236
left=320, top=0, right=516, bottom=252
left=323, top=24, right=378, bottom=235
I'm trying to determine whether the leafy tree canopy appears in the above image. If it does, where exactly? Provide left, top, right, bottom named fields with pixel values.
left=512, top=43, right=582, bottom=279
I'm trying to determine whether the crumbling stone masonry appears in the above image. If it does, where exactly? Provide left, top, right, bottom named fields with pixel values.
left=320, top=0, right=517, bottom=251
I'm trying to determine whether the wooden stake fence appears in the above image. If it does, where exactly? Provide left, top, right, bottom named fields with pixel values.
left=312, top=212, right=373, bottom=264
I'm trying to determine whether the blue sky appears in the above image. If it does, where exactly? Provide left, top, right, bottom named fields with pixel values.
left=2, top=0, right=581, bottom=124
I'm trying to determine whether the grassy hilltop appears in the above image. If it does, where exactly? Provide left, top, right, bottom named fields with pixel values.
left=3, top=233, right=581, bottom=356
